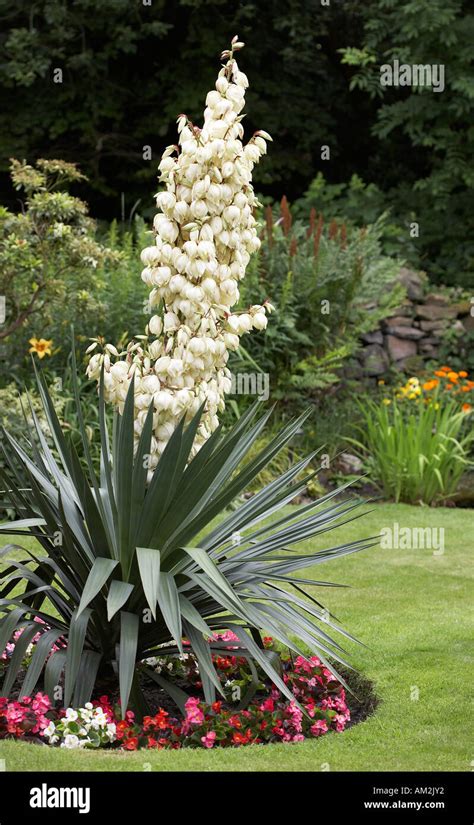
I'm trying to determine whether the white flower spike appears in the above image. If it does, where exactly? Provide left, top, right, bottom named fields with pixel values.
left=87, top=38, right=271, bottom=470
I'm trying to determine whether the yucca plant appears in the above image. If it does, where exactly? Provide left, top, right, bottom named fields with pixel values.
left=0, top=356, right=373, bottom=717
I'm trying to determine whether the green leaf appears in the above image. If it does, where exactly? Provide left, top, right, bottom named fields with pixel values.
left=184, top=620, right=224, bottom=703
left=107, top=580, right=134, bottom=621
left=119, top=612, right=139, bottom=717
left=178, top=595, right=213, bottom=638
left=44, top=650, right=67, bottom=702
left=64, top=608, right=92, bottom=706
left=157, top=572, right=182, bottom=653
left=0, top=608, right=25, bottom=655
left=0, top=518, right=46, bottom=533
left=1, top=623, right=37, bottom=697
left=136, top=547, right=160, bottom=619
left=77, top=557, right=118, bottom=618
left=73, top=650, right=102, bottom=706
left=22, top=628, right=64, bottom=696
left=114, top=377, right=136, bottom=573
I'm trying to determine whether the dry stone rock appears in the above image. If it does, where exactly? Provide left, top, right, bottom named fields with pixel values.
left=419, top=319, right=449, bottom=331
left=337, top=452, right=364, bottom=475
left=360, top=343, right=389, bottom=376
left=424, top=293, right=448, bottom=305
left=463, top=314, right=474, bottom=332
left=361, top=330, right=383, bottom=345
left=397, top=267, right=425, bottom=300
left=385, top=335, right=417, bottom=362
left=416, top=304, right=457, bottom=321
left=384, top=325, right=425, bottom=339
left=381, top=315, right=413, bottom=328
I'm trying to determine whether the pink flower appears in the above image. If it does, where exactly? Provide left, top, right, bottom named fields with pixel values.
left=184, top=697, right=205, bottom=725
left=286, top=703, right=303, bottom=733
left=260, top=698, right=274, bottom=712
left=310, top=720, right=328, bottom=737
left=334, top=713, right=348, bottom=732
left=215, top=630, right=239, bottom=643
left=31, top=692, right=50, bottom=714
left=294, top=656, right=313, bottom=674
left=201, top=731, right=216, bottom=749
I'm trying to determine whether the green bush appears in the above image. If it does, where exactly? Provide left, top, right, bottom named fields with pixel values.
left=234, top=199, right=404, bottom=402
left=348, top=394, right=473, bottom=505
left=0, top=158, right=119, bottom=383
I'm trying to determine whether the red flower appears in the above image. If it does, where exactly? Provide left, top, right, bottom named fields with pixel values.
left=232, top=730, right=252, bottom=746
left=123, top=736, right=139, bottom=751
left=115, top=720, right=131, bottom=740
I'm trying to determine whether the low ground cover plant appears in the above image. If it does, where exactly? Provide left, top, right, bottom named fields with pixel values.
left=349, top=368, right=473, bottom=504
left=0, top=633, right=349, bottom=750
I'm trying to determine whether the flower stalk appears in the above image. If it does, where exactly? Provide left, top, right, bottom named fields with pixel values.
left=87, top=38, right=273, bottom=469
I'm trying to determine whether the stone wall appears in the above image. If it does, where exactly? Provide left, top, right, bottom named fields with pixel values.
left=357, top=268, right=472, bottom=377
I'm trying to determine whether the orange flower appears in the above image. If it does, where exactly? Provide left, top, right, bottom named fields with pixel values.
left=446, top=383, right=453, bottom=390
left=459, top=371, right=468, bottom=378
left=423, top=379, right=438, bottom=391
left=461, top=386, right=471, bottom=392
left=28, top=337, right=53, bottom=359
left=434, top=370, right=446, bottom=378
left=447, top=371, right=459, bottom=382
left=462, top=403, right=472, bottom=413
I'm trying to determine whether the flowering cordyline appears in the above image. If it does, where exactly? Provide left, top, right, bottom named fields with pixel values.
left=87, top=37, right=273, bottom=468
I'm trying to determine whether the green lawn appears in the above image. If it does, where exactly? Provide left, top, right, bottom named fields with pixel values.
left=0, top=502, right=472, bottom=772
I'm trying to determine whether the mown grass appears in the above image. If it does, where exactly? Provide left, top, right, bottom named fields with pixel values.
left=0, top=502, right=471, bottom=772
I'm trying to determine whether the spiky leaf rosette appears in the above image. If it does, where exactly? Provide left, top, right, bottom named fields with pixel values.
left=0, top=365, right=373, bottom=715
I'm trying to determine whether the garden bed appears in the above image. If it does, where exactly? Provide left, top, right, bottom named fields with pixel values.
left=0, top=633, right=378, bottom=751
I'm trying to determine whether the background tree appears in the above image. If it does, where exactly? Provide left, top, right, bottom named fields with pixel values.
left=340, top=0, right=474, bottom=286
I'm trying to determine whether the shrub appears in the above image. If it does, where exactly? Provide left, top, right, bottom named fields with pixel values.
left=0, top=159, right=120, bottom=383
left=235, top=198, right=404, bottom=398
left=349, top=381, right=473, bottom=504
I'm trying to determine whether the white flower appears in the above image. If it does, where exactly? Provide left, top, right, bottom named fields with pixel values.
left=148, top=315, right=163, bottom=336
left=64, top=708, right=78, bottom=722
left=43, top=721, right=57, bottom=738
left=252, top=312, right=268, bottom=330
left=61, top=734, right=81, bottom=749
left=86, top=37, right=271, bottom=468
